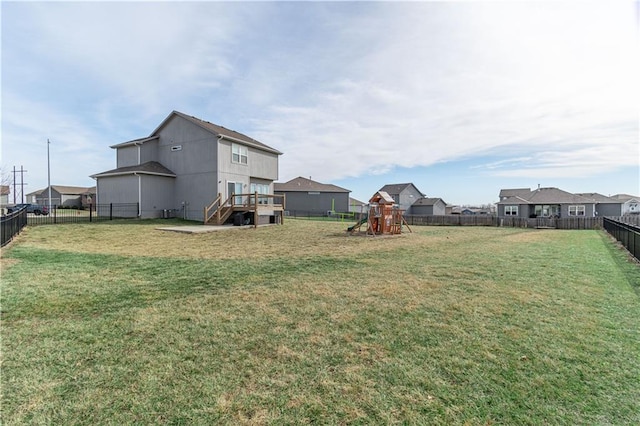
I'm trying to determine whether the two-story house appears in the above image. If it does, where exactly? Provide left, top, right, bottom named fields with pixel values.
left=378, top=183, right=425, bottom=213
left=92, top=111, right=282, bottom=222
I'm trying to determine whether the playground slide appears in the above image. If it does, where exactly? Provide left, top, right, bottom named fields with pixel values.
left=347, top=214, right=368, bottom=232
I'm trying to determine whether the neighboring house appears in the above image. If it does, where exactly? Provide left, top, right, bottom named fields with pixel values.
left=274, top=176, right=350, bottom=216
left=497, top=187, right=598, bottom=218
left=575, top=193, right=623, bottom=217
left=25, top=189, right=43, bottom=204
left=34, top=185, right=94, bottom=207
left=0, top=185, right=9, bottom=205
left=378, top=183, right=425, bottom=212
left=348, top=197, right=367, bottom=214
left=409, top=197, right=448, bottom=216
left=81, top=187, right=97, bottom=208
left=92, top=110, right=282, bottom=220
left=498, top=188, right=532, bottom=202
left=459, top=207, right=492, bottom=215
left=611, top=194, right=640, bottom=215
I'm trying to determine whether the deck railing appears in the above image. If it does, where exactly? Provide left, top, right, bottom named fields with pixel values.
left=204, top=192, right=286, bottom=225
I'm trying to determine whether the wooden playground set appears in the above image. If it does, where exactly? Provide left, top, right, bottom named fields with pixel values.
left=347, top=191, right=412, bottom=236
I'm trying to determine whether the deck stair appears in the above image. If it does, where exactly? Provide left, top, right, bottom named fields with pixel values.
left=204, top=192, right=285, bottom=226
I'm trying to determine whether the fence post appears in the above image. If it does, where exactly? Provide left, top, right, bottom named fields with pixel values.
left=89, top=203, right=93, bottom=222
left=110, top=203, right=113, bottom=220
left=54, top=205, right=57, bottom=224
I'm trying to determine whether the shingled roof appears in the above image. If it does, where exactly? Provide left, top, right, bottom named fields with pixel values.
left=497, top=187, right=596, bottom=204
left=110, top=111, right=282, bottom=155
left=274, top=177, right=349, bottom=193
left=412, top=197, right=446, bottom=206
left=91, top=161, right=176, bottom=179
left=378, top=183, right=424, bottom=197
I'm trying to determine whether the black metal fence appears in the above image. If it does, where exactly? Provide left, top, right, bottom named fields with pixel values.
left=603, top=218, right=640, bottom=262
left=1, top=207, right=28, bottom=247
left=26, top=203, right=140, bottom=226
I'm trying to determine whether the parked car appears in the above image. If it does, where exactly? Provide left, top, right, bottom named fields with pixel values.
left=7, top=203, right=49, bottom=215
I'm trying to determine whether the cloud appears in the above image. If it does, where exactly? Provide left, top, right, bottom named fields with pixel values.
left=1, top=94, right=113, bottom=189
left=2, top=1, right=637, bottom=193
left=247, top=2, right=639, bottom=182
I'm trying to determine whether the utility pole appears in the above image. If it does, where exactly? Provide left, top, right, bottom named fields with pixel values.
left=47, top=139, right=52, bottom=211
left=20, top=166, right=26, bottom=203
left=11, top=165, right=27, bottom=204
left=12, top=166, right=16, bottom=204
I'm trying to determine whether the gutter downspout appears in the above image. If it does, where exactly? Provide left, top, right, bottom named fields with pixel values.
left=133, top=172, right=141, bottom=217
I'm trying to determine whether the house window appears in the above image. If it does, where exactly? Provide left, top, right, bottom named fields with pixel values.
left=232, top=144, right=248, bottom=165
left=505, top=205, right=518, bottom=216
left=534, top=204, right=559, bottom=218
left=250, top=183, right=270, bottom=204
left=568, top=205, right=585, bottom=216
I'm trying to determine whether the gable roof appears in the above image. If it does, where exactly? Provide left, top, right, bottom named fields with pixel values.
left=610, top=194, right=640, bottom=201
left=109, top=111, right=282, bottom=155
left=498, top=195, right=530, bottom=205
left=159, top=111, right=282, bottom=155
left=50, top=185, right=95, bottom=195
left=274, top=176, right=349, bottom=193
left=527, top=187, right=595, bottom=204
left=91, top=161, right=176, bottom=179
left=498, top=187, right=595, bottom=204
left=349, top=197, right=366, bottom=206
left=370, top=191, right=395, bottom=204
left=575, top=193, right=620, bottom=203
left=412, top=197, right=446, bottom=206
left=110, top=135, right=159, bottom=149
left=378, top=183, right=424, bottom=196
left=499, top=188, right=531, bottom=199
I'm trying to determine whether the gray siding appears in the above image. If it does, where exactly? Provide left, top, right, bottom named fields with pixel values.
left=140, top=140, right=159, bottom=164
left=248, top=148, right=279, bottom=181
left=498, top=203, right=596, bottom=218
left=96, top=112, right=280, bottom=222
left=97, top=175, right=139, bottom=204
left=157, top=115, right=220, bottom=220
left=497, top=204, right=531, bottom=218
left=117, top=145, right=139, bottom=167
left=398, top=187, right=422, bottom=211
left=595, top=203, right=622, bottom=217
left=140, top=175, right=175, bottom=219
left=218, top=140, right=279, bottom=185
left=279, top=191, right=349, bottom=215
left=559, top=204, right=595, bottom=218
left=96, top=175, right=139, bottom=217
left=410, top=201, right=446, bottom=216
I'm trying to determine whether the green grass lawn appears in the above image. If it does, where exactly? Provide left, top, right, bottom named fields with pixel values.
left=2, top=220, right=639, bottom=425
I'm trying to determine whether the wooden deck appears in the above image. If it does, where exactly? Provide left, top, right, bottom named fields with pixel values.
left=204, top=192, right=285, bottom=226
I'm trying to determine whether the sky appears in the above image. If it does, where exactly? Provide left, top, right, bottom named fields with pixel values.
left=2, top=1, right=639, bottom=206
